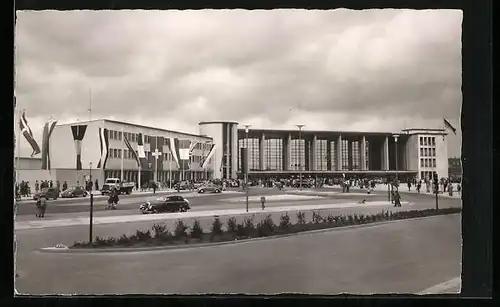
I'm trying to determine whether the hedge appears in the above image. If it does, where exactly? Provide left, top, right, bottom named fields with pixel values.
left=71, top=207, right=461, bottom=249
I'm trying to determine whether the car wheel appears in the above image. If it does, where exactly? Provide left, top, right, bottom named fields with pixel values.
left=215, top=189, right=220, bottom=193
left=199, top=189, right=205, bottom=193
left=152, top=208, right=159, bottom=214
left=83, top=192, right=88, bottom=197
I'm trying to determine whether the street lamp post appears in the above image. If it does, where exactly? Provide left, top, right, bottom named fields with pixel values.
left=393, top=135, right=399, bottom=188
left=89, top=161, right=94, bottom=243
left=296, top=125, right=305, bottom=191
left=244, top=125, right=251, bottom=212
left=205, top=140, right=211, bottom=182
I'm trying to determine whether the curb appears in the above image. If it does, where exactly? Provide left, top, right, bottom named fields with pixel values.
left=39, top=212, right=461, bottom=255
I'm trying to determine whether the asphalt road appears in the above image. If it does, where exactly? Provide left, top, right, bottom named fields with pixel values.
left=14, top=214, right=462, bottom=295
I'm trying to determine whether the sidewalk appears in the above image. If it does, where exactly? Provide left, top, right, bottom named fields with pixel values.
left=323, top=184, right=461, bottom=199
left=15, top=200, right=405, bottom=230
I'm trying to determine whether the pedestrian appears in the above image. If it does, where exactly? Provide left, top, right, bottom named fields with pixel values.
left=62, top=181, right=68, bottom=191
left=448, top=183, right=454, bottom=196
left=425, top=180, right=430, bottom=193
left=153, top=182, right=157, bottom=194
left=95, top=179, right=99, bottom=191
left=457, top=183, right=461, bottom=193
left=394, top=190, right=402, bottom=207
left=35, top=180, right=40, bottom=193
left=407, top=181, right=411, bottom=191
left=38, top=195, right=47, bottom=218
left=56, top=180, right=61, bottom=191
left=417, top=181, right=422, bottom=193
left=49, top=180, right=53, bottom=188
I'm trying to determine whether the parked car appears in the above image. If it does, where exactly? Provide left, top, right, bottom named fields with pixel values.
left=33, top=187, right=60, bottom=200
left=197, top=184, right=222, bottom=194
left=293, top=180, right=313, bottom=188
left=61, top=186, right=88, bottom=198
left=176, top=181, right=192, bottom=190
left=139, top=196, right=190, bottom=214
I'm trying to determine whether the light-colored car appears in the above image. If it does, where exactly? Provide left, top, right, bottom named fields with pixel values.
left=197, top=184, right=222, bottom=194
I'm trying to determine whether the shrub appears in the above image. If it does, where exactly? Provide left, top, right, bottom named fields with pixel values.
left=326, top=214, right=335, bottom=224
left=135, top=229, right=152, bottom=242
left=257, top=215, right=276, bottom=237
left=116, top=234, right=132, bottom=245
left=347, top=214, right=354, bottom=224
left=237, top=216, right=255, bottom=237
left=312, top=211, right=323, bottom=224
left=190, top=220, right=204, bottom=239
left=296, top=211, right=306, bottom=224
left=279, top=213, right=292, bottom=229
left=152, top=223, right=167, bottom=237
left=226, top=217, right=238, bottom=233
left=174, top=220, right=188, bottom=238
left=211, top=217, right=224, bottom=235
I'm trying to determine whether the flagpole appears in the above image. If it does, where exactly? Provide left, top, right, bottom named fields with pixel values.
left=121, top=125, right=124, bottom=182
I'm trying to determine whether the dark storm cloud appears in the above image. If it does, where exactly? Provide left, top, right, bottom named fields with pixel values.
left=14, top=9, right=462, bottom=157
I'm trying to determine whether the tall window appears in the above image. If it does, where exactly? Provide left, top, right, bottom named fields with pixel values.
left=315, top=139, right=328, bottom=171
left=420, top=148, right=424, bottom=156
left=341, top=140, right=349, bottom=170
left=290, top=139, right=305, bottom=171
left=421, top=158, right=424, bottom=167
left=432, top=137, right=436, bottom=146
left=329, top=141, right=337, bottom=170
left=265, top=138, right=283, bottom=171
left=420, top=137, right=423, bottom=146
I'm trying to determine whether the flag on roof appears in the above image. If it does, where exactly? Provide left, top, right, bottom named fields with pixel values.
left=19, top=111, right=41, bottom=157
left=443, top=118, right=457, bottom=135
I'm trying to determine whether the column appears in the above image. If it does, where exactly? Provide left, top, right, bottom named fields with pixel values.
left=304, top=139, right=310, bottom=171
left=336, top=135, right=342, bottom=171
left=226, top=124, right=231, bottom=179
left=287, top=133, right=292, bottom=171
left=259, top=133, right=266, bottom=170
left=348, top=140, right=353, bottom=171
left=382, top=136, right=389, bottom=171
left=231, top=124, right=238, bottom=179
left=311, top=135, right=317, bottom=171
left=360, top=136, right=367, bottom=171
left=326, top=140, right=332, bottom=171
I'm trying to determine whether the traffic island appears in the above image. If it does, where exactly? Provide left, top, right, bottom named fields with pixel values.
left=41, top=207, right=462, bottom=253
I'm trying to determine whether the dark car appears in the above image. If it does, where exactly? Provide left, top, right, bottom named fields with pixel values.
left=61, top=186, right=88, bottom=198
left=293, top=180, right=313, bottom=188
left=176, top=181, right=191, bottom=190
left=139, top=196, right=190, bottom=214
left=33, top=187, right=60, bottom=200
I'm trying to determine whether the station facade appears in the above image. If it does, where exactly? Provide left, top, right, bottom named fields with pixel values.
left=23, top=119, right=448, bottom=186
left=200, top=122, right=449, bottom=182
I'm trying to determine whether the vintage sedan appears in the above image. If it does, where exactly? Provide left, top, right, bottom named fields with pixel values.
left=33, top=187, right=60, bottom=201
left=197, top=184, right=222, bottom=194
left=61, top=186, right=88, bottom=198
left=139, top=196, right=190, bottom=214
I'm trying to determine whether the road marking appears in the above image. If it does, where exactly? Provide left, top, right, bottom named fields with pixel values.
left=418, top=277, right=461, bottom=294
left=14, top=201, right=404, bottom=230
left=227, top=194, right=323, bottom=202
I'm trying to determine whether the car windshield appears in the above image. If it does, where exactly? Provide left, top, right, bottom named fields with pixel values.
left=41, top=188, right=49, bottom=193
left=105, top=179, right=119, bottom=184
left=69, top=186, right=80, bottom=190
left=156, top=196, right=168, bottom=201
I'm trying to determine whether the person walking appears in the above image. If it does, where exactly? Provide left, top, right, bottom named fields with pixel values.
left=393, top=190, right=402, bottom=207
left=62, top=181, right=68, bottom=191
left=49, top=180, right=53, bottom=188
left=417, top=180, right=422, bottom=193
left=152, top=181, right=157, bottom=194
left=56, top=180, right=61, bottom=191
left=35, top=180, right=40, bottom=193
left=407, top=181, right=411, bottom=191
left=95, top=179, right=99, bottom=191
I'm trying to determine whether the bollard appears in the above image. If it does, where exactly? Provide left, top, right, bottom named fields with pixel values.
left=261, top=196, right=266, bottom=210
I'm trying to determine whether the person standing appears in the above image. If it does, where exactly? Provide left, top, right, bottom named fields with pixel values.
left=49, top=180, right=53, bottom=188
left=56, top=180, right=61, bottom=191
left=417, top=180, right=422, bottom=193
left=407, top=181, right=411, bottom=191
left=62, top=181, right=68, bottom=191
left=38, top=195, right=47, bottom=218
left=35, top=180, right=40, bottom=193
left=393, top=190, right=402, bottom=207
left=95, top=179, right=99, bottom=191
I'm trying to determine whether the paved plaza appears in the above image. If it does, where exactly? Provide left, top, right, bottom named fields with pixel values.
left=14, top=187, right=462, bottom=295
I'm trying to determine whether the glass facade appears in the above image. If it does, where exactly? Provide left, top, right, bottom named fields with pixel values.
left=329, top=141, right=338, bottom=170
left=265, top=138, right=283, bottom=171
left=290, top=139, right=305, bottom=171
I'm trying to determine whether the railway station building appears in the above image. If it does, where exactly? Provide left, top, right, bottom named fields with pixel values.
left=22, top=119, right=449, bottom=186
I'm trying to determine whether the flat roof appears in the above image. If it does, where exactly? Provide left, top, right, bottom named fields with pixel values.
left=237, top=128, right=394, bottom=137
left=57, top=119, right=212, bottom=139
left=199, top=121, right=239, bottom=125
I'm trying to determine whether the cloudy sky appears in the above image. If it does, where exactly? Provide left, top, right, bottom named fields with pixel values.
left=15, top=9, right=462, bottom=158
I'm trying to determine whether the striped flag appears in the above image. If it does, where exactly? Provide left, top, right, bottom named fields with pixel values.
left=137, top=133, right=148, bottom=169
left=41, top=118, right=58, bottom=170
left=97, top=128, right=109, bottom=169
left=200, top=144, right=216, bottom=169
left=443, top=118, right=457, bottom=135
left=19, top=111, right=41, bottom=157
left=71, top=124, right=88, bottom=170
left=124, top=136, right=140, bottom=167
